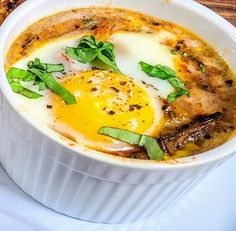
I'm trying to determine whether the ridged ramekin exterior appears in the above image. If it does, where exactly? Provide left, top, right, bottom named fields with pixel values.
left=0, top=91, right=229, bottom=223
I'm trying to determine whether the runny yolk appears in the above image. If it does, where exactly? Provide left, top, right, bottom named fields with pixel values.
left=50, top=70, right=159, bottom=145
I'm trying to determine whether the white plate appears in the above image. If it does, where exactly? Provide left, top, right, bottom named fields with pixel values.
left=0, top=154, right=236, bottom=231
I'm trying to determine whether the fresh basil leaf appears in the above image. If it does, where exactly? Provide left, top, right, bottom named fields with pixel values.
left=33, top=78, right=42, bottom=85
left=27, top=58, right=44, bottom=70
left=98, top=127, right=163, bottom=160
left=168, top=77, right=185, bottom=90
left=99, top=127, right=141, bottom=145
left=65, top=47, right=81, bottom=61
left=33, top=78, right=46, bottom=91
left=66, top=35, right=121, bottom=73
left=139, top=135, right=163, bottom=160
left=139, top=62, right=175, bottom=80
left=22, top=75, right=36, bottom=82
left=97, top=52, right=121, bottom=73
left=42, top=63, right=64, bottom=73
left=38, top=81, right=46, bottom=91
left=6, top=67, right=34, bottom=83
left=167, top=92, right=182, bottom=103
left=6, top=68, right=42, bottom=99
left=167, top=89, right=189, bottom=103
left=75, top=47, right=99, bottom=63
left=79, top=35, right=97, bottom=48
left=10, top=81, right=24, bottom=92
left=18, top=88, right=42, bottom=99
left=29, top=68, right=76, bottom=105
left=28, top=58, right=64, bottom=73
left=7, top=59, right=68, bottom=101
left=10, top=81, right=41, bottom=99
left=139, top=61, right=189, bottom=103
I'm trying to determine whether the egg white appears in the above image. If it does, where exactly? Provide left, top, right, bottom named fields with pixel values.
left=110, top=32, right=175, bottom=98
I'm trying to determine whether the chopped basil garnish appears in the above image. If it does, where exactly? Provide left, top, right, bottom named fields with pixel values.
left=29, top=69, right=76, bottom=105
left=139, top=61, right=189, bottom=103
left=6, top=67, right=42, bottom=99
left=38, top=81, right=46, bottom=91
left=171, top=49, right=206, bottom=73
left=7, top=67, right=34, bottom=83
left=10, top=81, right=42, bottom=99
left=6, top=58, right=76, bottom=104
left=98, top=127, right=163, bottom=160
left=27, top=58, right=64, bottom=73
left=66, top=35, right=121, bottom=73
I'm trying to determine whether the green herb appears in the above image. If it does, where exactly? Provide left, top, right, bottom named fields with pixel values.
left=82, top=18, right=92, bottom=25
left=171, top=49, right=206, bottom=73
left=66, top=35, right=121, bottom=73
left=6, top=67, right=42, bottom=99
left=28, top=59, right=76, bottom=104
left=6, top=58, right=76, bottom=104
left=167, top=89, right=189, bottom=103
left=29, top=69, right=76, bottom=105
left=7, top=67, right=34, bottom=83
left=38, top=81, right=46, bottom=91
left=139, top=61, right=189, bottom=103
left=27, top=58, right=76, bottom=104
left=27, top=58, right=64, bottom=73
left=98, top=127, right=163, bottom=160
left=10, top=81, right=42, bottom=99
left=27, top=58, right=65, bottom=93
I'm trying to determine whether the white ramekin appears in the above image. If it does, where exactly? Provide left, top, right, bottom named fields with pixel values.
left=0, top=0, right=236, bottom=224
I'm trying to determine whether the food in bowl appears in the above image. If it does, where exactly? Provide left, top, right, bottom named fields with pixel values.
left=4, top=7, right=236, bottom=161
left=1, top=0, right=236, bottom=224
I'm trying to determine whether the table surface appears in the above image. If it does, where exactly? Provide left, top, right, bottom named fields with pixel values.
left=197, top=0, right=236, bottom=26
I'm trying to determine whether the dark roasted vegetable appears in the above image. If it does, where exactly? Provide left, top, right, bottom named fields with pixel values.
left=157, top=112, right=222, bottom=155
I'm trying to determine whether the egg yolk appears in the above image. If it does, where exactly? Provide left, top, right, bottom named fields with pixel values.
left=50, top=70, right=161, bottom=147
